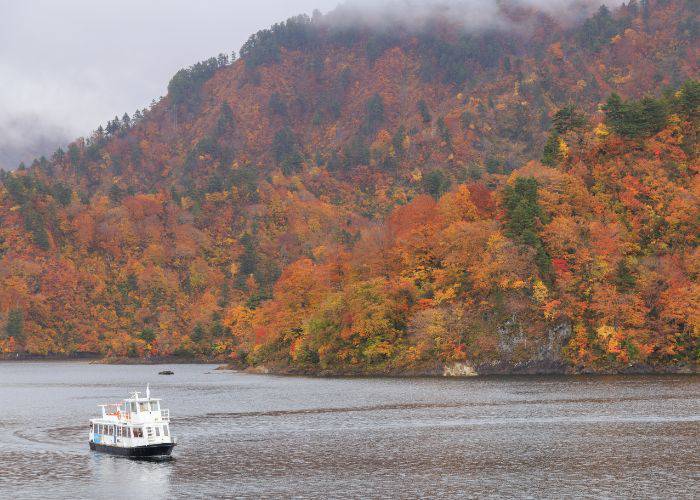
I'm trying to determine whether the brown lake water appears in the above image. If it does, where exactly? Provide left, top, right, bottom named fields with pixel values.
left=0, top=362, right=698, bottom=499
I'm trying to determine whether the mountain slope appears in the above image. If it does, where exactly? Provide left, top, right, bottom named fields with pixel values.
left=0, top=0, right=697, bottom=372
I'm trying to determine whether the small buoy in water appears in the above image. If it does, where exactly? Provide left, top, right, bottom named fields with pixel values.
left=158, top=370, right=174, bottom=375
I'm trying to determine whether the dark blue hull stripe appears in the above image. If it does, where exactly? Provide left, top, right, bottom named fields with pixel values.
left=89, top=441, right=175, bottom=457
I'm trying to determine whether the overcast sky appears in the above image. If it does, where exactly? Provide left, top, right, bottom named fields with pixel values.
left=0, top=0, right=341, bottom=168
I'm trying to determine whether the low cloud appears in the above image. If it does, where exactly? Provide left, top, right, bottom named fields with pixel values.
left=326, top=0, right=614, bottom=31
left=0, top=61, right=125, bottom=169
left=0, top=115, right=71, bottom=170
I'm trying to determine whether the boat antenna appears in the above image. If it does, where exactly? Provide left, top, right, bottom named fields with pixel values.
left=146, top=383, right=150, bottom=399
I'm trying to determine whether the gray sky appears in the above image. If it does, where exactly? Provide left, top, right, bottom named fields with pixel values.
left=0, top=0, right=341, bottom=168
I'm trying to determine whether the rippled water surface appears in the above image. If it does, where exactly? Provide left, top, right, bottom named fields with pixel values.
left=0, top=362, right=698, bottom=499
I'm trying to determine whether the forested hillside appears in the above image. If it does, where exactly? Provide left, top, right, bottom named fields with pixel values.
left=0, top=0, right=697, bottom=373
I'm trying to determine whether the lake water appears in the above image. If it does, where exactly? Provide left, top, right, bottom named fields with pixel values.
left=0, top=362, right=697, bottom=499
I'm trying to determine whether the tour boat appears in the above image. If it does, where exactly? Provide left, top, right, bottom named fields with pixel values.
left=89, top=385, right=176, bottom=458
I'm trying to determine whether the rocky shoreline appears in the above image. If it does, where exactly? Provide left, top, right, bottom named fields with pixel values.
left=243, top=360, right=698, bottom=378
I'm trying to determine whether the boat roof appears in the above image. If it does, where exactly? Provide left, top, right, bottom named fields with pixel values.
left=98, top=397, right=161, bottom=407
left=97, top=384, right=162, bottom=407
left=97, top=386, right=161, bottom=406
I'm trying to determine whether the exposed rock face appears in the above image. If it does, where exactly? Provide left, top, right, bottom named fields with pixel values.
left=246, top=365, right=271, bottom=375
left=538, top=322, right=573, bottom=363
left=497, top=314, right=528, bottom=359
left=444, top=320, right=574, bottom=376
left=443, top=363, right=478, bottom=377
left=497, top=315, right=572, bottom=362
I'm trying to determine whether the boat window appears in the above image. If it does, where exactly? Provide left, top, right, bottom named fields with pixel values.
left=133, top=427, right=144, bottom=438
left=109, top=425, right=114, bottom=436
left=130, top=402, right=137, bottom=413
left=97, top=424, right=102, bottom=434
left=153, top=401, right=160, bottom=411
left=155, top=426, right=160, bottom=437
left=139, top=401, right=149, bottom=412
left=163, top=425, right=169, bottom=437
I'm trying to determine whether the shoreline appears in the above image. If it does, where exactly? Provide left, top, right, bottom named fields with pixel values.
left=242, top=362, right=698, bottom=379
left=0, top=353, right=225, bottom=365
left=1, top=354, right=695, bottom=377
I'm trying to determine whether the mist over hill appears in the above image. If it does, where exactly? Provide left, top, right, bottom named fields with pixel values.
left=0, top=115, right=71, bottom=171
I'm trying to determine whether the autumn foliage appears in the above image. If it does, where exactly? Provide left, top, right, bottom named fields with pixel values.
left=0, top=0, right=697, bottom=372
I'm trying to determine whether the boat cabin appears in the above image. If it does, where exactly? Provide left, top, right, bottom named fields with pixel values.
left=89, top=387, right=174, bottom=453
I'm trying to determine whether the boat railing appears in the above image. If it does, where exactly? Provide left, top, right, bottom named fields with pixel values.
left=105, top=406, right=132, bottom=421
left=160, top=409, right=170, bottom=421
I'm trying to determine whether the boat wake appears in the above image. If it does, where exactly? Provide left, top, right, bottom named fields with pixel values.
left=13, top=425, right=84, bottom=446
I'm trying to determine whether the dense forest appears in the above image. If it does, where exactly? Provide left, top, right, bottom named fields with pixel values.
left=0, top=0, right=697, bottom=374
